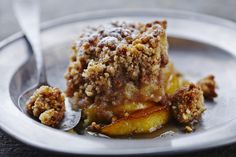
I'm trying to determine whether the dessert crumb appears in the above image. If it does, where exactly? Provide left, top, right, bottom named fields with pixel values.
left=171, top=83, right=205, bottom=124
left=88, top=122, right=101, bottom=131
left=184, top=125, right=194, bottom=133
left=26, top=86, right=65, bottom=127
left=197, top=75, right=217, bottom=100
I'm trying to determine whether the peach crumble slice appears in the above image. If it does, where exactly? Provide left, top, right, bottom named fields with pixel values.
left=64, top=20, right=217, bottom=135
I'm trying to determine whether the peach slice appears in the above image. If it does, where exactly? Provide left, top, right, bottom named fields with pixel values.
left=101, top=105, right=170, bottom=136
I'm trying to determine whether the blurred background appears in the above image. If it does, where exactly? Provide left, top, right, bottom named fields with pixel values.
left=1, top=0, right=236, bottom=41
left=0, top=0, right=236, bottom=156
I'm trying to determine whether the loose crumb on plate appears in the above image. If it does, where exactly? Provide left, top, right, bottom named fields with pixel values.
left=184, top=125, right=194, bottom=133
left=171, top=83, right=205, bottom=124
left=88, top=122, right=102, bottom=131
left=197, top=75, right=217, bottom=100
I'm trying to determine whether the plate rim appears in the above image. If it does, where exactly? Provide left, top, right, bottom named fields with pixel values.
left=1, top=8, right=236, bottom=155
left=2, top=8, right=236, bottom=50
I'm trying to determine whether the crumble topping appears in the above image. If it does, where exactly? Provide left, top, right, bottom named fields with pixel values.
left=197, top=75, right=217, bottom=100
left=171, top=83, right=205, bottom=124
left=65, top=20, right=169, bottom=122
left=26, top=86, right=65, bottom=127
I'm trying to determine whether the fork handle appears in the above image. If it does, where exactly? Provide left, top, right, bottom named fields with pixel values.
left=13, top=0, right=47, bottom=84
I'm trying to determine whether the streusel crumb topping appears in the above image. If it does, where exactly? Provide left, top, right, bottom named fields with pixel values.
left=26, top=86, right=65, bottom=127
left=65, top=20, right=168, bottom=122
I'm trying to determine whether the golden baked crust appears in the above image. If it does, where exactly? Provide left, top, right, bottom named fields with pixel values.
left=26, top=86, right=65, bottom=127
left=65, top=21, right=169, bottom=123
